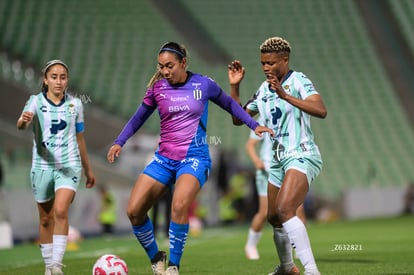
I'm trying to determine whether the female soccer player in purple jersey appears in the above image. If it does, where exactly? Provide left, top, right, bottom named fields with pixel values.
left=107, top=42, right=273, bottom=275
left=228, top=37, right=327, bottom=275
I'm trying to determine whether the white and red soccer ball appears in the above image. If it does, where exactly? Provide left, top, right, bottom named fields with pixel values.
left=92, top=254, right=128, bottom=275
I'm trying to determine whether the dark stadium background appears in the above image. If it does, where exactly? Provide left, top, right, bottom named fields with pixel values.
left=0, top=0, right=413, bottom=242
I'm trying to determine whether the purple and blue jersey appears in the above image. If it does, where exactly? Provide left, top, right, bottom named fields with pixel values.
left=114, top=72, right=259, bottom=161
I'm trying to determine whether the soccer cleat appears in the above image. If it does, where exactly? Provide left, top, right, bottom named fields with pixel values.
left=51, top=265, right=64, bottom=275
left=151, top=251, right=167, bottom=275
left=245, top=245, right=260, bottom=260
left=165, top=265, right=179, bottom=275
left=304, top=270, right=321, bottom=275
left=268, top=264, right=300, bottom=275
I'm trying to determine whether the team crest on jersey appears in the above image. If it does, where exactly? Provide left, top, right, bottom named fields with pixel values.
left=67, top=103, right=76, bottom=115
left=192, top=83, right=202, bottom=100
left=283, top=85, right=291, bottom=94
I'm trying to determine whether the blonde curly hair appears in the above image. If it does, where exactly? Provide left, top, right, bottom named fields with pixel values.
left=259, top=37, right=291, bottom=54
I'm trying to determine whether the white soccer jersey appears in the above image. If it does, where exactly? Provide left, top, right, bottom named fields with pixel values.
left=23, top=92, right=84, bottom=169
left=246, top=71, right=321, bottom=161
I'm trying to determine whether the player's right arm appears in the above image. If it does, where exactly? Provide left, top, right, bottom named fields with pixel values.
left=246, top=137, right=265, bottom=170
left=107, top=103, right=155, bottom=163
left=17, top=111, right=34, bottom=129
left=107, top=144, right=122, bottom=164
left=228, top=60, right=257, bottom=125
left=17, top=96, right=36, bottom=130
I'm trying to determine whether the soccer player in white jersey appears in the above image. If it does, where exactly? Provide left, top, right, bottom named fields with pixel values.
left=228, top=37, right=327, bottom=275
left=17, top=60, right=96, bottom=275
left=244, top=117, right=307, bottom=261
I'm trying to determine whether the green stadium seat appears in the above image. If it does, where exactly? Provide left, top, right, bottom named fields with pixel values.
left=1, top=0, right=414, bottom=198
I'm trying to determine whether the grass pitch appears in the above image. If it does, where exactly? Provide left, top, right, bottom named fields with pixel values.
left=0, top=215, right=413, bottom=274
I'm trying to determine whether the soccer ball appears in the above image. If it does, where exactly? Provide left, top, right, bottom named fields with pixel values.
left=92, top=254, right=128, bottom=275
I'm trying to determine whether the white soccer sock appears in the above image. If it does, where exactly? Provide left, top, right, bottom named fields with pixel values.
left=283, top=216, right=318, bottom=271
left=246, top=228, right=262, bottom=247
left=273, top=227, right=294, bottom=268
left=52, top=235, right=68, bottom=266
left=40, top=243, right=53, bottom=267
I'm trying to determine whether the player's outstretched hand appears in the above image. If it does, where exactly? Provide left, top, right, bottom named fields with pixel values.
left=228, top=60, right=245, bottom=86
left=107, top=144, right=122, bottom=163
left=254, top=125, right=274, bottom=137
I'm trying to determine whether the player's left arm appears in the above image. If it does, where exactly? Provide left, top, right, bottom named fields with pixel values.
left=77, top=131, right=96, bottom=188
left=284, top=94, right=327, bottom=118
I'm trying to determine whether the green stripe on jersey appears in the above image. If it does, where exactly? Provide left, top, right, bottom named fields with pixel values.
left=246, top=71, right=321, bottom=158
left=23, top=92, right=84, bottom=169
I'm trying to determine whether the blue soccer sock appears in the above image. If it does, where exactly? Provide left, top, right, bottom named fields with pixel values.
left=168, top=221, right=189, bottom=267
left=132, top=217, right=159, bottom=261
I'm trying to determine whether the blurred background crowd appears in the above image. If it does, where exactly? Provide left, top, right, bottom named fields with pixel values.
left=0, top=0, right=414, bottom=244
